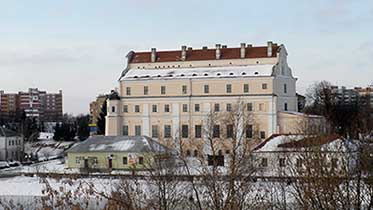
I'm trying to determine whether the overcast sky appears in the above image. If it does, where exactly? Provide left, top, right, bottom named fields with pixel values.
left=0, top=0, right=372, bottom=115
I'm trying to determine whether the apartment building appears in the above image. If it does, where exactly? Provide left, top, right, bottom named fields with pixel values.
left=105, top=42, right=306, bottom=152
left=89, top=94, right=108, bottom=125
left=0, top=88, right=63, bottom=122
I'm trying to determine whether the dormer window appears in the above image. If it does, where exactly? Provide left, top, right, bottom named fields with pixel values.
left=254, top=72, right=259, bottom=75
left=181, top=74, right=185, bottom=77
left=241, top=72, right=246, bottom=75
left=229, top=72, right=234, bottom=75
left=192, top=73, right=197, bottom=76
left=217, top=73, right=221, bottom=76
left=204, top=73, right=208, bottom=76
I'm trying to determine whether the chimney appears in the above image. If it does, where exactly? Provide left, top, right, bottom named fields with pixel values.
left=222, top=45, right=227, bottom=49
left=181, top=46, right=187, bottom=61
left=267, top=41, right=273, bottom=57
left=215, top=44, right=221, bottom=59
left=247, top=44, right=252, bottom=48
left=202, top=46, right=208, bottom=50
left=240, top=43, right=246, bottom=59
left=187, top=47, right=193, bottom=51
left=151, top=48, right=157, bottom=62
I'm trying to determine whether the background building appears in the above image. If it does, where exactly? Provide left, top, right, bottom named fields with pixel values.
left=89, top=94, right=108, bottom=125
left=0, top=88, right=63, bottom=123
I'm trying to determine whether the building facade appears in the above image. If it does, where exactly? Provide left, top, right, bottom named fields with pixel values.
left=0, top=88, right=63, bottom=123
left=106, top=42, right=300, bottom=151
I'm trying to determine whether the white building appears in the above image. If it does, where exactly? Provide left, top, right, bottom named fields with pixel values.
left=0, top=127, right=24, bottom=161
left=252, top=134, right=359, bottom=177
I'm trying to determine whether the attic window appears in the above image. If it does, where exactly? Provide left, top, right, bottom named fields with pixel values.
left=142, top=66, right=145, bottom=69
left=181, top=74, right=185, bottom=77
left=134, top=76, right=138, bottom=78
left=254, top=72, right=259, bottom=75
left=178, top=65, right=180, bottom=67
left=137, top=67, right=140, bottom=69
left=157, top=75, right=161, bottom=77
left=217, top=73, right=221, bottom=76
left=256, top=61, right=259, bottom=64
left=241, top=72, right=246, bottom=75
left=168, top=75, right=173, bottom=77
left=209, top=64, right=211, bottom=66
left=229, top=72, right=234, bottom=75
left=155, top=66, right=158, bottom=69
left=145, top=75, right=150, bottom=78
left=189, top=64, right=192, bottom=67
left=204, top=73, right=208, bottom=76
left=229, top=62, right=232, bottom=65
left=192, top=73, right=197, bottom=76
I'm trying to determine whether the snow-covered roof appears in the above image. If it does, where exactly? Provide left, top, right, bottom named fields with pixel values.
left=121, top=65, right=275, bottom=81
left=67, top=136, right=172, bottom=154
left=279, top=111, right=323, bottom=118
left=0, top=127, right=20, bottom=137
left=254, top=134, right=359, bottom=153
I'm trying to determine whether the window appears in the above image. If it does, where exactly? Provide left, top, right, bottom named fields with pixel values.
left=152, top=104, right=158, bottom=112
left=186, top=150, right=191, bottom=157
left=161, top=86, right=166, bottom=95
left=123, top=125, right=129, bottom=136
left=123, top=157, right=128, bottom=165
left=243, top=84, right=249, bottom=93
left=76, top=157, right=84, bottom=164
left=194, top=104, right=200, bottom=112
left=138, top=157, right=144, bottom=165
left=259, top=103, right=264, bottom=111
left=195, top=125, right=202, bottom=138
left=152, top=125, right=159, bottom=138
left=182, top=85, right=187, bottom=94
left=204, top=85, right=209, bottom=93
left=182, top=104, right=188, bottom=112
left=261, top=158, right=268, bottom=167
left=208, top=155, right=225, bottom=166
left=284, top=103, right=288, bottom=111
left=164, top=104, right=170, bottom=112
left=227, top=125, right=234, bottom=138
left=111, top=106, right=116, bottom=113
left=260, top=131, right=266, bottom=139
left=284, top=84, right=287, bottom=94
left=246, top=125, right=253, bottom=138
left=262, top=83, right=268, bottom=90
left=182, top=125, right=189, bottom=138
left=164, top=125, right=171, bottom=138
left=135, top=125, right=142, bottom=136
left=279, top=158, right=286, bottom=167
left=226, top=84, right=232, bottom=93
left=213, top=125, right=220, bottom=138
left=214, top=103, right=220, bottom=112
left=126, top=87, right=131, bottom=95
left=134, top=105, right=140, bottom=113
left=247, top=103, right=253, bottom=111
left=226, top=103, right=232, bottom=112
left=144, top=86, right=149, bottom=95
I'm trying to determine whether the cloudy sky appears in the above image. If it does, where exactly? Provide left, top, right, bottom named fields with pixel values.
left=1, top=0, right=372, bottom=114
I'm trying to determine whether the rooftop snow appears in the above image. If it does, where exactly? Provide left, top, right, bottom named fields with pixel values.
left=122, top=65, right=275, bottom=80
left=67, top=136, right=171, bottom=153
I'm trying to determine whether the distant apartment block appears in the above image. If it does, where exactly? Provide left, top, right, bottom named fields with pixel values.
left=89, top=94, right=108, bottom=125
left=0, top=88, right=63, bottom=122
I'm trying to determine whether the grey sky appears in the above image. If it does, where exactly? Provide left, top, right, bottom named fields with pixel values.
left=0, top=0, right=372, bottom=114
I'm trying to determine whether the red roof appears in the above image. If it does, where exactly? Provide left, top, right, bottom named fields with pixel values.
left=128, top=45, right=279, bottom=64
